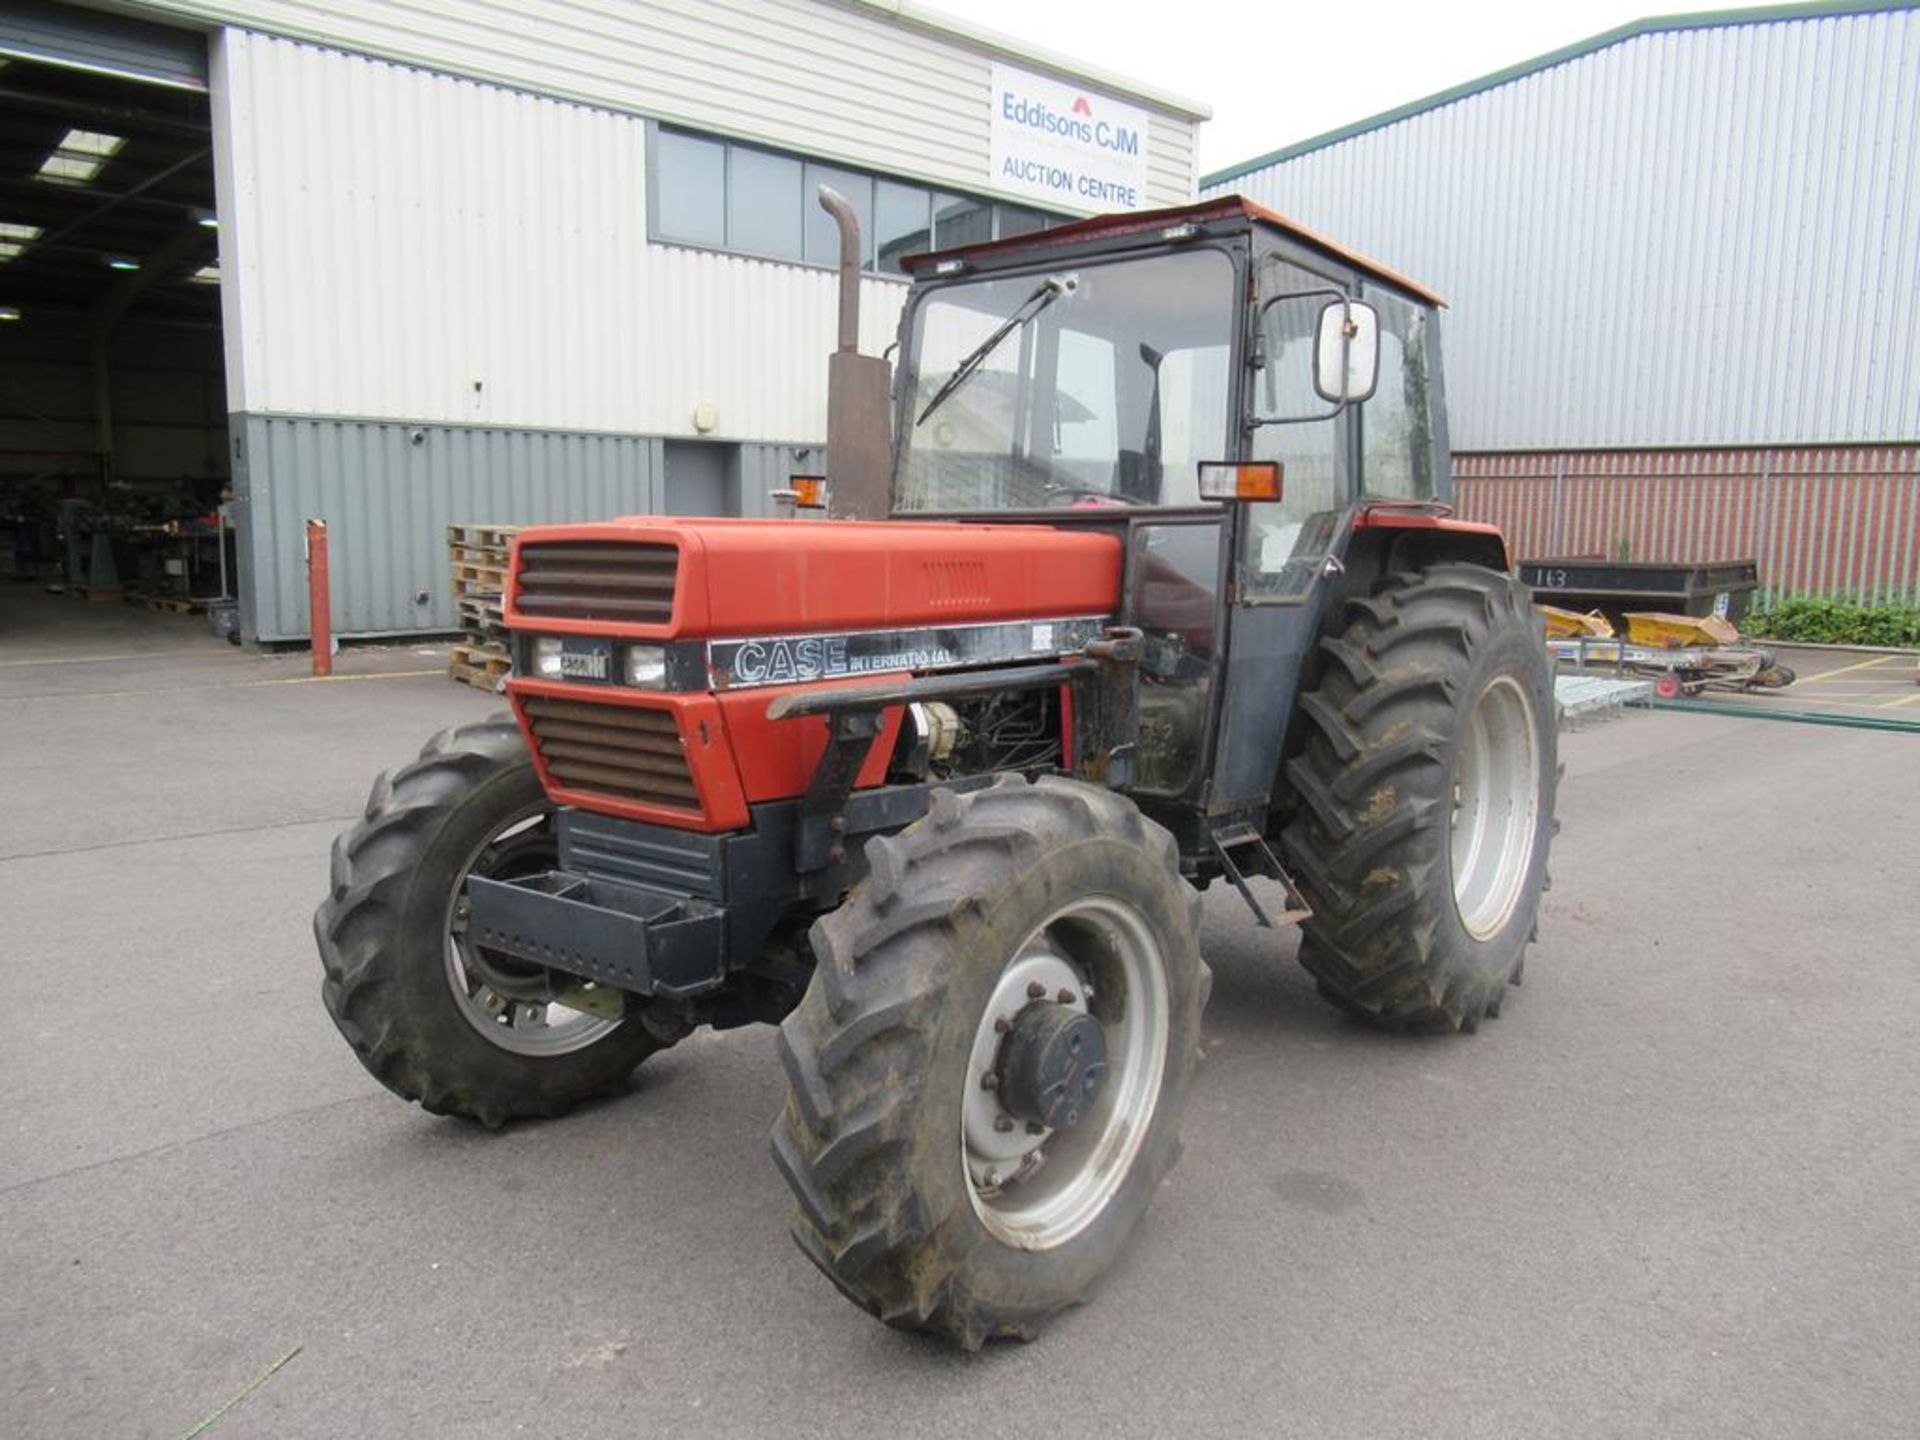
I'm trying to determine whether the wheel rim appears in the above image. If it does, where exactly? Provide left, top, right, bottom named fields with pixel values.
left=961, top=895, right=1170, bottom=1251
left=443, top=803, right=623, bottom=1057
left=1449, top=675, right=1542, bottom=941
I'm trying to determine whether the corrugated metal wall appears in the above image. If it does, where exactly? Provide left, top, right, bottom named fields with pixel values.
left=1456, top=446, right=1920, bottom=603
left=234, top=416, right=823, bottom=640
left=213, top=31, right=910, bottom=434
left=1206, top=7, right=1920, bottom=451
left=151, top=0, right=1199, bottom=208
left=235, top=416, right=662, bottom=640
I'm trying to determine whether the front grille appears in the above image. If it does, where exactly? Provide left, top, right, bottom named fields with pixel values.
left=523, top=695, right=699, bottom=812
left=515, top=542, right=678, bottom=625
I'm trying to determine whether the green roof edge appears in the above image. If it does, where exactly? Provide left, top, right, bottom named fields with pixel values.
left=1201, top=0, right=1918, bottom=186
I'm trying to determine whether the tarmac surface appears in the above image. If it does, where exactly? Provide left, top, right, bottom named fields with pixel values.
left=4, top=588, right=1917, bottom=1439
left=1702, top=643, right=1920, bottom=721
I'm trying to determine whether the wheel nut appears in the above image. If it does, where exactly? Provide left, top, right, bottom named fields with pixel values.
left=1026, top=1121, right=1045, bottom=1136
left=994, top=1115, right=1014, bottom=1133
left=984, top=1168, right=1001, bottom=1188
left=1057, top=987, right=1075, bottom=1004
left=1027, top=981, right=1046, bottom=999
left=979, top=1072, right=998, bottom=1091
left=993, top=1015, right=1012, bottom=1034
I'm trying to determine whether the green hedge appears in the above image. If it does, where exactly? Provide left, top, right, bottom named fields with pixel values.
left=1740, top=598, right=1920, bottom=648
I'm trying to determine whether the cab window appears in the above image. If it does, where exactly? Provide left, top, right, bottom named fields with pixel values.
left=1241, top=258, right=1345, bottom=601
left=1359, top=288, right=1435, bottom=501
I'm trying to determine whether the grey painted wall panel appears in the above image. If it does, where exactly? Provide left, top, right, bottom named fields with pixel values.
left=1206, top=7, right=1920, bottom=450
left=232, top=417, right=824, bottom=640
left=234, top=415, right=666, bottom=640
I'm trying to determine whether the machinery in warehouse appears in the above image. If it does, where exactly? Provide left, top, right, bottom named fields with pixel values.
left=316, top=192, right=1558, bottom=1348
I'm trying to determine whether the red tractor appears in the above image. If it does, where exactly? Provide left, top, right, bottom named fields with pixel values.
left=317, top=192, right=1556, bottom=1349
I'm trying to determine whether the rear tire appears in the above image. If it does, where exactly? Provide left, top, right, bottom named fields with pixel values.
left=1281, top=564, right=1558, bottom=1032
left=771, top=775, right=1208, bottom=1349
left=315, top=716, right=668, bottom=1126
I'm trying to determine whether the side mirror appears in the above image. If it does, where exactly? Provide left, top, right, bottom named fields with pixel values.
left=1314, top=299, right=1379, bottom=405
left=1253, top=290, right=1379, bottom=425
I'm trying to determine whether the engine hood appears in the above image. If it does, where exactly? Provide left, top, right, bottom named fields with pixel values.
left=505, top=515, right=1123, bottom=639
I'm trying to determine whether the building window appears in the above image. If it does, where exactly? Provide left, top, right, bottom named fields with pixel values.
left=651, top=125, right=1070, bottom=276
left=726, top=146, right=803, bottom=260
left=932, top=193, right=993, bottom=249
left=875, top=181, right=931, bottom=274
left=653, top=129, right=726, bottom=248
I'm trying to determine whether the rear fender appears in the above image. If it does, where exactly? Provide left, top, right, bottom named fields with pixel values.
left=1346, top=508, right=1510, bottom=579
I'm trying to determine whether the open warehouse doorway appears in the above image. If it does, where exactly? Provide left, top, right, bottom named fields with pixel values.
left=0, top=4, right=232, bottom=655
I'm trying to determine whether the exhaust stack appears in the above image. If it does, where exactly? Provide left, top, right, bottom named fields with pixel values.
left=816, top=186, right=892, bottom=521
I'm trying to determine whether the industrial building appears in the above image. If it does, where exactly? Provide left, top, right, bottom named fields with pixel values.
left=0, top=0, right=1206, bottom=643
left=1204, top=1, right=1920, bottom=602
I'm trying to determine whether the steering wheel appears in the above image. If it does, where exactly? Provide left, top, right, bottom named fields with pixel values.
left=1041, top=482, right=1128, bottom=508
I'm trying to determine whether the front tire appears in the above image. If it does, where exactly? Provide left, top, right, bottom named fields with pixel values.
left=1281, top=564, right=1558, bottom=1031
left=771, top=775, right=1209, bottom=1349
left=315, top=716, right=668, bottom=1126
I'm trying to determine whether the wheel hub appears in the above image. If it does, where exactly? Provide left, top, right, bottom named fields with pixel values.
left=995, top=1002, right=1106, bottom=1132
left=959, top=899, right=1172, bottom=1251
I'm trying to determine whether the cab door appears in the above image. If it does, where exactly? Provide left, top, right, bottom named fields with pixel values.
left=1207, top=251, right=1359, bottom=819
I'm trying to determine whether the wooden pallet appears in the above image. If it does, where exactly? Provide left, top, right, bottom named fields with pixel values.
left=446, top=522, right=522, bottom=552
left=124, top=591, right=202, bottom=615
left=450, top=539, right=518, bottom=566
left=447, top=524, right=520, bottom=649
left=457, top=594, right=504, bottom=628
left=449, top=641, right=511, bottom=691
left=451, top=560, right=507, bottom=589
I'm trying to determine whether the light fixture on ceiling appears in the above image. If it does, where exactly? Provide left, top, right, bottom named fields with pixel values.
left=0, top=306, right=21, bottom=322
left=189, top=264, right=220, bottom=285
left=193, top=208, right=219, bottom=229
left=0, top=221, right=40, bottom=262
left=104, top=255, right=141, bottom=272
left=38, top=129, right=127, bottom=186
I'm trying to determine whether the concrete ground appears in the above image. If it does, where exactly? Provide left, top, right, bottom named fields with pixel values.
left=3, top=586, right=1917, bottom=1440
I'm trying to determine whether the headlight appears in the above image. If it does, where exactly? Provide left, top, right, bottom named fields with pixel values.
left=624, top=644, right=667, bottom=688
left=530, top=635, right=564, bottom=679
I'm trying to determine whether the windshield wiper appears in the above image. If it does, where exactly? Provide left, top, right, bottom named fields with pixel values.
left=916, top=273, right=1078, bottom=426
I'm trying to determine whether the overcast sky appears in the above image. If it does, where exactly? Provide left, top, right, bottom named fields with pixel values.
left=923, top=0, right=1770, bottom=174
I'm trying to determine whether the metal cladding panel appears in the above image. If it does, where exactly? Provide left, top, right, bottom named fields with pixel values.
left=1455, top=446, right=1920, bottom=604
left=2, top=0, right=208, bottom=88
left=146, top=0, right=1199, bottom=204
left=215, top=31, right=912, bottom=433
left=234, top=415, right=664, bottom=641
left=1206, top=8, right=1920, bottom=450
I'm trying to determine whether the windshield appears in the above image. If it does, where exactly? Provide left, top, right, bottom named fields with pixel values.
left=896, top=247, right=1237, bottom=513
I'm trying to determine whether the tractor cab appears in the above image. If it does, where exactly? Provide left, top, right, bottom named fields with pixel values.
left=870, top=198, right=1499, bottom=848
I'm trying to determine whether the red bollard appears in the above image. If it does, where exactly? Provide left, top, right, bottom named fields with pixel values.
left=306, top=517, right=332, bottom=678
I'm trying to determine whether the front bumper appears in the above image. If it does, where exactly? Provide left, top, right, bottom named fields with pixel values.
left=462, top=797, right=872, bottom=999
left=464, top=805, right=790, bottom=998
left=462, top=773, right=985, bottom=999
left=466, top=870, right=726, bottom=998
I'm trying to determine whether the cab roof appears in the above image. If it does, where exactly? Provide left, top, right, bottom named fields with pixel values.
left=902, top=194, right=1446, bottom=307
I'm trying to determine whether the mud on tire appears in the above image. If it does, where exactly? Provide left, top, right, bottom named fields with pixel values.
left=315, top=715, right=667, bottom=1126
left=771, top=774, right=1209, bottom=1349
left=1281, top=563, right=1558, bottom=1032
